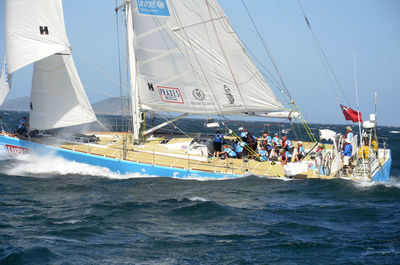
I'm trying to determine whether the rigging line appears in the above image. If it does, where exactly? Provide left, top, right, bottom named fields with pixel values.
left=240, top=0, right=293, bottom=101
left=296, top=0, right=351, bottom=107
left=218, top=1, right=315, bottom=142
left=218, top=1, right=287, bottom=97
left=239, top=1, right=316, bottom=142
left=155, top=111, right=192, bottom=139
left=206, top=0, right=248, bottom=112
left=72, top=48, right=128, bottom=93
left=216, top=3, right=287, bottom=96
left=240, top=38, right=287, bottom=96
left=166, top=2, right=226, bottom=117
left=83, top=84, right=119, bottom=98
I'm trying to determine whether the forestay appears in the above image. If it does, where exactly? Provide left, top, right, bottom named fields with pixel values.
left=30, top=51, right=97, bottom=130
left=131, top=0, right=284, bottom=115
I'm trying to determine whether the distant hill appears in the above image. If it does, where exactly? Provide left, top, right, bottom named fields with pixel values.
left=1, top=96, right=131, bottom=115
left=91, top=97, right=130, bottom=115
left=0, top=97, right=30, bottom=111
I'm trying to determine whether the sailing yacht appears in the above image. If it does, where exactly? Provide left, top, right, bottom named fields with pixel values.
left=0, top=0, right=392, bottom=182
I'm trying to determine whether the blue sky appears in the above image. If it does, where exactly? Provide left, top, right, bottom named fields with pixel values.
left=0, top=0, right=399, bottom=126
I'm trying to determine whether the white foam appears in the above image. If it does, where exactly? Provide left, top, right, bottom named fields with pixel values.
left=53, top=219, right=82, bottom=225
left=174, top=172, right=239, bottom=181
left=254, top=174, right=296, bottom=181
left=351, top=176, right=400, bottom=189
left=1, top=153, right=156, bottom=180
left=188, top=196, right=208, bottom=202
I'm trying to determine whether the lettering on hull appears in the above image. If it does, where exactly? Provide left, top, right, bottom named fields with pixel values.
left=5, top=144, right=30, bottom=155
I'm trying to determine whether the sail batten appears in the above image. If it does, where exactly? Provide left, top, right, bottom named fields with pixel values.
left=131, top=0, right=284, bottom=115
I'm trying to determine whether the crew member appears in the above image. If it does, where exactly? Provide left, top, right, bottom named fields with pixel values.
left=245, top=132, right=258, bottom=158
left=220, top=144, right=237, bottom=159
left=279, top=148, right=293, bottom=165
left=260, top=132, right=273, bottom=155
left=315, top=143, right=325, bottom=154
left=294, top=141, right=305, bottom=162
left=341, top=138, right=353, bottom=175
left=282, top=136, right=294, bottom=154
left=272, top=133, right=281, bottom=157
left=258, top=145, right=269, bottom=162
left=345, top=126, right=354, bottom=142
left=16, top=116, right=29, bottom=136
left=213, top=130, right=224, bottom=157
left=233, top=139, right=244, bottom=159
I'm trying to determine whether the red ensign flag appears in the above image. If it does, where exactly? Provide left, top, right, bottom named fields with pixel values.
left=340, top=105, right=363, bottom=123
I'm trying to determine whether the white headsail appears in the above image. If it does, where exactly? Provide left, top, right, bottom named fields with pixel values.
left=30, top=51, right=97, bottom=130
left=6, top=0, right=70, bottom=73
left=5, top=0, right=97, bottom=130
left=130, top=0, right=284, bottom=115
left=0, top=59, right=10, bottom=105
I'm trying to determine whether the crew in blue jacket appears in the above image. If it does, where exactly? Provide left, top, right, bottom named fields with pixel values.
left=221, top=144, right=237, bottom=159
left=213, top=130, right=224, bottom=157
left=341, top=138, right=353, bottom=175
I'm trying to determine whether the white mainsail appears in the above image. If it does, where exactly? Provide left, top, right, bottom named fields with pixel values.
left=131, top=0, right=284, bottom=115
left=5, top=0, right=97, bottom=130
left=30, top=51, right=97, bottom=130
left=0, top=59, right=10, bottom=105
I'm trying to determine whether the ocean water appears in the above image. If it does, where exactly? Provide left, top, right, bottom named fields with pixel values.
left=0, top=111, right=399, bottom=264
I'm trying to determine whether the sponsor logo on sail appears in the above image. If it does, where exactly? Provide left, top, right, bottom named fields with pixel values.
left=224, top=85, right=235, bottom=104
left=137, top=0, right=170, bottom=16
left=192, top=89, right=205, bottom=101
left=39, top=26, right=49, bottom=35
left=158, top=86, right=184, bottom=104
left=5, top=144, right=30, bottom=155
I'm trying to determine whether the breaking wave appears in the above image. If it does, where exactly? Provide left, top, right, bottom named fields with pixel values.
left=0, top=153, right=155, bottom=180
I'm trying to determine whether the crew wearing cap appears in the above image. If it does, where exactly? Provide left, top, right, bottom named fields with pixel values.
left=345, top=126, right=354, bottom=142
left=316, top=143, right=325, bottom=154
left=295, top=141, right=305, bottom=162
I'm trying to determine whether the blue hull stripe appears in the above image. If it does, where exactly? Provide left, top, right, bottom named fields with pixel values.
left=371, top=150, right=392, bottom=182
left=0, top=135, right=240, bottom=179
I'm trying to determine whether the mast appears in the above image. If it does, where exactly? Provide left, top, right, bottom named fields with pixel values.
left=125, top=0, right=141, bottom=144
